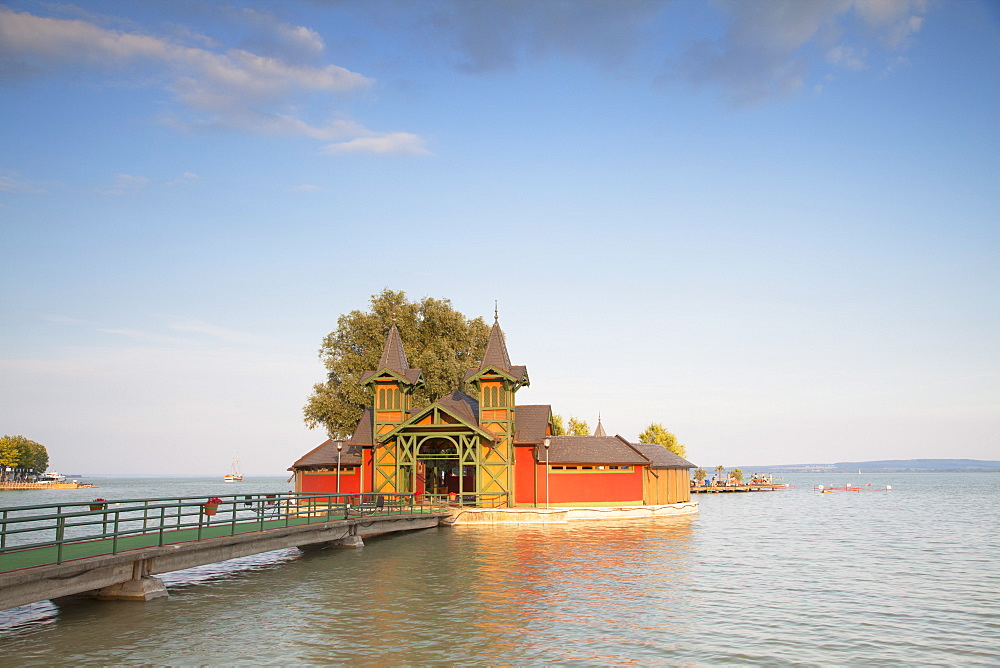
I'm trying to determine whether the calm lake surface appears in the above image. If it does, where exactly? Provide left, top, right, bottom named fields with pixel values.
left=0, top=472, right=997, bottom=665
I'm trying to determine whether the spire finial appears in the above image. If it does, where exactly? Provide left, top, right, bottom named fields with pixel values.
left=494, top=300, right=498, bottom=323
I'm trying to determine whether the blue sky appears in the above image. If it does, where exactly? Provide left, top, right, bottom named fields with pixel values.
left=1, top=0, right=997, bottom=475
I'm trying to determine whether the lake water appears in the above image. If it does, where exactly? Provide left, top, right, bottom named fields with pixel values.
left=0, top=472, right=997, bottom=665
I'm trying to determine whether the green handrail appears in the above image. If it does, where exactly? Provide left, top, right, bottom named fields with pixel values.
left=0, top=492, right=446, bottom=571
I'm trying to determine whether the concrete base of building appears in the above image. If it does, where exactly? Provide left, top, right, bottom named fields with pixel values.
left=94, top=576, right=169, bottom=602
left=444, top=501, right=698, bottom=525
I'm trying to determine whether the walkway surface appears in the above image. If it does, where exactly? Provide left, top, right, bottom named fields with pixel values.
left=0, top=514, right=335, bottom=572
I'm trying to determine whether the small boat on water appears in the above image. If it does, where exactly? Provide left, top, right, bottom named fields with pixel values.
left=37, top=471, right=67, bottom=482
left=224, top=454, right=243, bottom=482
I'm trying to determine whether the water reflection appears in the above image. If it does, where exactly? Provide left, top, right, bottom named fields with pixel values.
left=1, top=474, right=997, bottom=665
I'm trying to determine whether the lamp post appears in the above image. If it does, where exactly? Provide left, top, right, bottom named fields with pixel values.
left=543, top=437, right=551, bottom=509
left=337, top=441, right=343, bottom=495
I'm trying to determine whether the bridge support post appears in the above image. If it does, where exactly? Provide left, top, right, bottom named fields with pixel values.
left=94, top=559, right=168, bottom=602
left=333, top=535, right=364, bottom=548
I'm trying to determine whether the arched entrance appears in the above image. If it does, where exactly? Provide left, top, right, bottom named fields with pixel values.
left=414, top=437, right=475, bottom=498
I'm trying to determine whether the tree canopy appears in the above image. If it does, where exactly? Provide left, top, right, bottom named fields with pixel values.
left=637, top=423, right=687, bottom=458
left=303, top=289, right=490, bottom=438
left=550, top=414, right=566, bottom=436
left=0, top=435, right=49, bottom=481
left=566, top=417, right=590, bottom=436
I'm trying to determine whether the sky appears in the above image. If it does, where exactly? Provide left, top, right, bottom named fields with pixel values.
left=1, top=0, right=998, bottom=475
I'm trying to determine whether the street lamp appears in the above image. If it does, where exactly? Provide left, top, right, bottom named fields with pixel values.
left=543, top=437, right=551, bottom=509
left=337, top=441, right=343, bottom=495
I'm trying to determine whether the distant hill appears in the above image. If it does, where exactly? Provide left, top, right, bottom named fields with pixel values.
left=738, top=459, right=1000, bottom=473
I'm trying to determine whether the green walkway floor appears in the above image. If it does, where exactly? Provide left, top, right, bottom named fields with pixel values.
left=0, top=514, right=339, bottom=572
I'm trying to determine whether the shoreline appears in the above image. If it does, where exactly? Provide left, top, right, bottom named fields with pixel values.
left=0, top=482, right=98, bottom=490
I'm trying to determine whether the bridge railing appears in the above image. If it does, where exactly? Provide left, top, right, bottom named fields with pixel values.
left=419, top=492, right=509, bottom=507
left=0, top=492, right=446, bottom=568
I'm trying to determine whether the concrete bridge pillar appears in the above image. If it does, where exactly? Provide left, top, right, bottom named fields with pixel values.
left=94, top=559, right=168, bottom=602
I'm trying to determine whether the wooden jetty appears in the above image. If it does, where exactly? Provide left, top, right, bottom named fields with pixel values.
left=0, top=481, right=98, bottom=490
left=690, top=483, right=787, bottom=494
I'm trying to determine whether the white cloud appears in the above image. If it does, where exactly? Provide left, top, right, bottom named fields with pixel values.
left=98, top=173, right=149, bottom=195
left=0, top=6, right=426, bottom=153
left=167, top=318, right=271, bottom=346
left=826, top=45, right=868, bottom=71
left=168, top=171, right=199, bottom=185
left=323, top=132, right=431, bottom=156
left=0, top=173, right=47, bottom=194
left=671, top=0, right=929, bottom=105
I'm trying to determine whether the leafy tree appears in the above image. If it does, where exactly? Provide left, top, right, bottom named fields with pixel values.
left=551, top=414, right=566, bottom=436
left=0, top=435, right=48, bottom=481
left=303, top=289, right=490, bottom=438
left=0, top=436, right=20, bottom=481
left=637, top=423, right=687, bottom=458
left=731, top=468, right=744, bottom=484
left=714, top=464, right=726, bottom=484
left=693, top=468, right=707, bottom=483
left=566, top=417, right=589, bottom=436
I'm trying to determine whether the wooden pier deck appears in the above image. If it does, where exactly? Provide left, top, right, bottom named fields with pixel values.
left=690, top=484, right=786, bottom=494
left=0, top=481, right=98, bottom=489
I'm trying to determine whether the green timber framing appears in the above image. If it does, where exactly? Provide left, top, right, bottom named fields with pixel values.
left=373, top=402, right=515, bottom=503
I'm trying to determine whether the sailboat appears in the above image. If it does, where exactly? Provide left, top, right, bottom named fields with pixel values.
left=224, top=454, right=243, bottom=482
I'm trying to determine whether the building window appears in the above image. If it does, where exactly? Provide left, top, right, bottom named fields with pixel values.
left=378, top=387, right=400, bottom=410
left=550, top=465, right=633, bottom=473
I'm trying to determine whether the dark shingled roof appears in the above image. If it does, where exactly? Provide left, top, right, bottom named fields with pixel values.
left=534, top=434, right=649, bottom=466
left=435, top=391, right=480, bottom=426
left=482, top=321, right=511, bottom=370
left=379, top=324, right=408, bottom=373
left=629, top=443, right=697, bottom=469
left=463, top=320, right=528, bottom=383
left=359, top=324, right=422, bottom=385
left=290, top=439, right=363, bottom=470
left=348, top=408, right=374, bottom=446
left=514, top=405, right=551, bottom=444
left=462, top=365, right=527, bottom=383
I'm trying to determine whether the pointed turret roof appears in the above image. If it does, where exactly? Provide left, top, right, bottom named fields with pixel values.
left=378, top=324, right=409, bottom=375
left=481, top=320, right=512, bottom=372
left=463, top=313, right=528, bottom=384
left=594, top=416, right=606, bottom=437
left=360, top=324, right=422, bottom=385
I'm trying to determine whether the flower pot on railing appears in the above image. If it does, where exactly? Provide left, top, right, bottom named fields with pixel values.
left=90, top=498, right=107, bottom=511
left=203, top=497, right=223, bottom=517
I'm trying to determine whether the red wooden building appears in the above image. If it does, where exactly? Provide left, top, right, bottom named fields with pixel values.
left=290, top=316, right=695, bottom=507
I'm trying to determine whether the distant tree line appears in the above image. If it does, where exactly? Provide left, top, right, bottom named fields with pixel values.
left=0, top=435, right=49, bottom=481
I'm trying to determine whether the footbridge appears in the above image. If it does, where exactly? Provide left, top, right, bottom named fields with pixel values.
left=0, top=492, right=449, bottom=611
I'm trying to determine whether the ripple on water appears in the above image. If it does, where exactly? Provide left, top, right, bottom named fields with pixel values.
left=0, top=472, right=997, bottom=664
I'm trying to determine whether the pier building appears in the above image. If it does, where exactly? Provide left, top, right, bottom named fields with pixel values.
left=291, top=316, right=695, bottom=507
